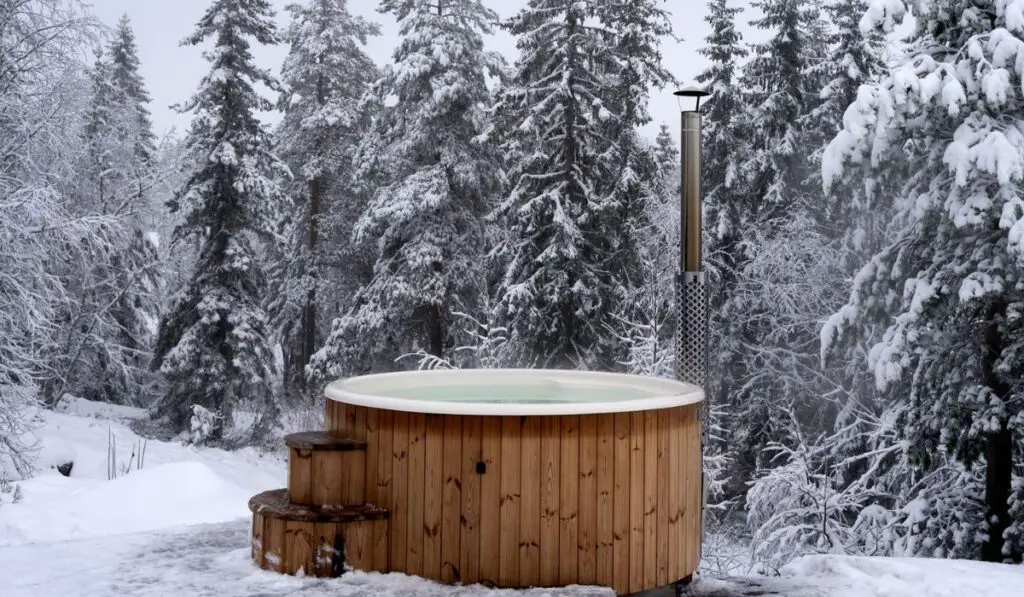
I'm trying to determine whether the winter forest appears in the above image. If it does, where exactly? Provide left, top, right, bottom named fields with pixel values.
left=2, top=0, right=1024, bottom=577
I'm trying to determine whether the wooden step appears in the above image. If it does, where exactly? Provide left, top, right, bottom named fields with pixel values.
left=249, top=488, right=388, bottom=577
left=285, top=431, right=368, bottom=507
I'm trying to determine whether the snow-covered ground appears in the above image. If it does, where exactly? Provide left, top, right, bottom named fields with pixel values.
left=1, top=400, right=1022, bottom=597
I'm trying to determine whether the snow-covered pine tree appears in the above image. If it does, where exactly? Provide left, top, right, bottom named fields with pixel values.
left=713, top=0, right=841, bottom=500
left=491, top=0, right=626, bottom=370
left=822, top=0, right=1024, bottom=563
left=308, top=0, right=504, bottom=380
left=151, top=0, right=287, bottom=441
left=695, top=0, right=748, bottom=446
left=41, top=14, right=162, bottom=408
left=592, top=0, right=676, bottom=374
left=270, top=0, right=380, bottom=392
left=697, top=0, right=747, bottom=277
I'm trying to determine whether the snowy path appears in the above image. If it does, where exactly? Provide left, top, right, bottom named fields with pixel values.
left=3, top=518, right=1023, bottom=597
left=0, top=517, right=814, bottom=597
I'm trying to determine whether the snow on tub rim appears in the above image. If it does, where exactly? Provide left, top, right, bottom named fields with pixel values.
left=324, top=368, right=704, bottom=416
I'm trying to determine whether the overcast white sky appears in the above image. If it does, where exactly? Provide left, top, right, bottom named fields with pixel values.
left=87, top=0, right=764, bottom=142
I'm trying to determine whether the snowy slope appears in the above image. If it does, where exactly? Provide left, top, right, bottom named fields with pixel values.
left=1, top=402, right=1022, bottom=597
left=0, top=397, right=286, bottom=547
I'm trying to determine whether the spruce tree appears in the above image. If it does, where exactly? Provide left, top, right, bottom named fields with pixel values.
left=270, top=0, right=379, bottom=391
left=714, top=0, right=833, bottom=497
left=491, top=0, right=621, bottom=369
left=309, top=0, right=504, bottom=378
left=151, top=0, right=286, bottom=440
left=109, top=14, right=157, bottom=168
left=822, top=0, right=1024, bottom=563
left=696, top=0, right=747, bottom=278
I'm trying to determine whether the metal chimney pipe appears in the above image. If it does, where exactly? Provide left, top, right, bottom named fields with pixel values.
left=674, top=86, right=710, bottom=392
left=674, top=85, right=711, bottom=565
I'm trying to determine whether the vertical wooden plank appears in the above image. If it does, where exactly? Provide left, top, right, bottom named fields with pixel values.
left=577, top=415, right=597, bottom=585
left=479, top=417, right=502, bottom=586
left=251, top=514, right=264, bottom=565
left=285, top=521, right=315, bottom=575
left=519, top=416, right=541, bottom=588
left=539, top=416, right=561, bottom=587
left=559, top=415, right=579, bottom=586
left=351, top=407, right=367, bottom=501
left=657, top=408, right=671, bottom=585
left=344, top=403, right=357, bottom=434
left=460, top=416, right=483, bottom=585
left=365, top=408, right=380, bottom=504
left=423, top=414, right=444, bottom=581
left=346, top=520, right=375, bottom=572
left=668, top=407, right=682, bottom=582
left=313, top=522, right=338, bottom=577
left=324, top=400, right=340, bottom=433
left=375, top=409, right=393, bottom=571
left=441, top=415, right=463, bottom=583
left=629, top=411, right=645, bottom=593
left=288, top=448, right=313, bottom=505
left=312, top=450, right=347, bottom=506
left=264, top=518, right=286, bottom=572
left=595, top=414, right=615, bottom=588
left=406, top=412, right=426, bottom=577
left=643, top=410, right=659, bottom=590
left=391, top=411, right=409, bottom=572
left=499, top=416, right=522, bottom=587
left=687, top=404, right=702, bottom=575
left=612, top=413, right=631, bottom=595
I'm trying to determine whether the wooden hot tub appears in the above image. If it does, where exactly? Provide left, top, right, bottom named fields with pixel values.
left=249, top=369, right=704, bottom=595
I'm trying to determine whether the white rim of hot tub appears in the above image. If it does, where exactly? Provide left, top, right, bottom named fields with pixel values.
left=324, top=368, right=704, bottom=416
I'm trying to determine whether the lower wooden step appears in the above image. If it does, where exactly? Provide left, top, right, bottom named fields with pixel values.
left=249, top=488, right=389, bottom=577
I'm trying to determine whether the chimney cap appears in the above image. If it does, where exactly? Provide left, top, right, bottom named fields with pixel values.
left=673, top=85, right=711, bottom=98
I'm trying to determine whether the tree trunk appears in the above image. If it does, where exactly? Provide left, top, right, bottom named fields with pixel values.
left=981, top=300, right=1016, bottom=563
left=299, top=176, right=322, bottom=388
left=426, top=304, right=444, bottom=358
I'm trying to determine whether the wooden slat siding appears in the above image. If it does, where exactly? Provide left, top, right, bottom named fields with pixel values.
left=441, top=415, right=463, bottom=583
left=629, top=411, right=645, bottom=593
left=264, top=517, right=286, bottom=572
left=612, top=412, right=631, bottom=595
left=323, top=400, right=338, bottom=433
left=289, top=448, right=313, bottom=505
left=406, top=412, right=426, bottom=577
left=595, top=414, right=615, bottom=589
left=519, top=416, right=541, bottom=588
left=687, top=404, right=702, bottom=575
left=365, top=408, right=379, bottom=505
left=374, top=408, right=393, bottom=571
left=351, top=407, right=367, bottom=503
left=313, top=522, right=338, bottom=577
left=390, top=411, right=410, bottom=572
left=577, top=414, right=597, bottom=585
left=499, top=416, right=522, bottom=587
left=345, top=404, right=358, bottom=436
left=479, top=416, right=502, bottom=586
left=538, top=415, right=561, bottom=587
left=252, top=513, right=264, bottom=565
left=558, top=415, right=579, bottom=585
left=643, top=410, right=658, bottom=589
left=347, top=520, right=375, bottom=572
left=668, top=407, right=682, bottom=581
left=423, top=414, right=444, bottom=581
left=284, top=521, right=313, bottom=575
left=656, top=408, right=671, bottom=585
left=311, top=449, right=344, bottom=506
left=459, top=416, right=483, bottom=585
